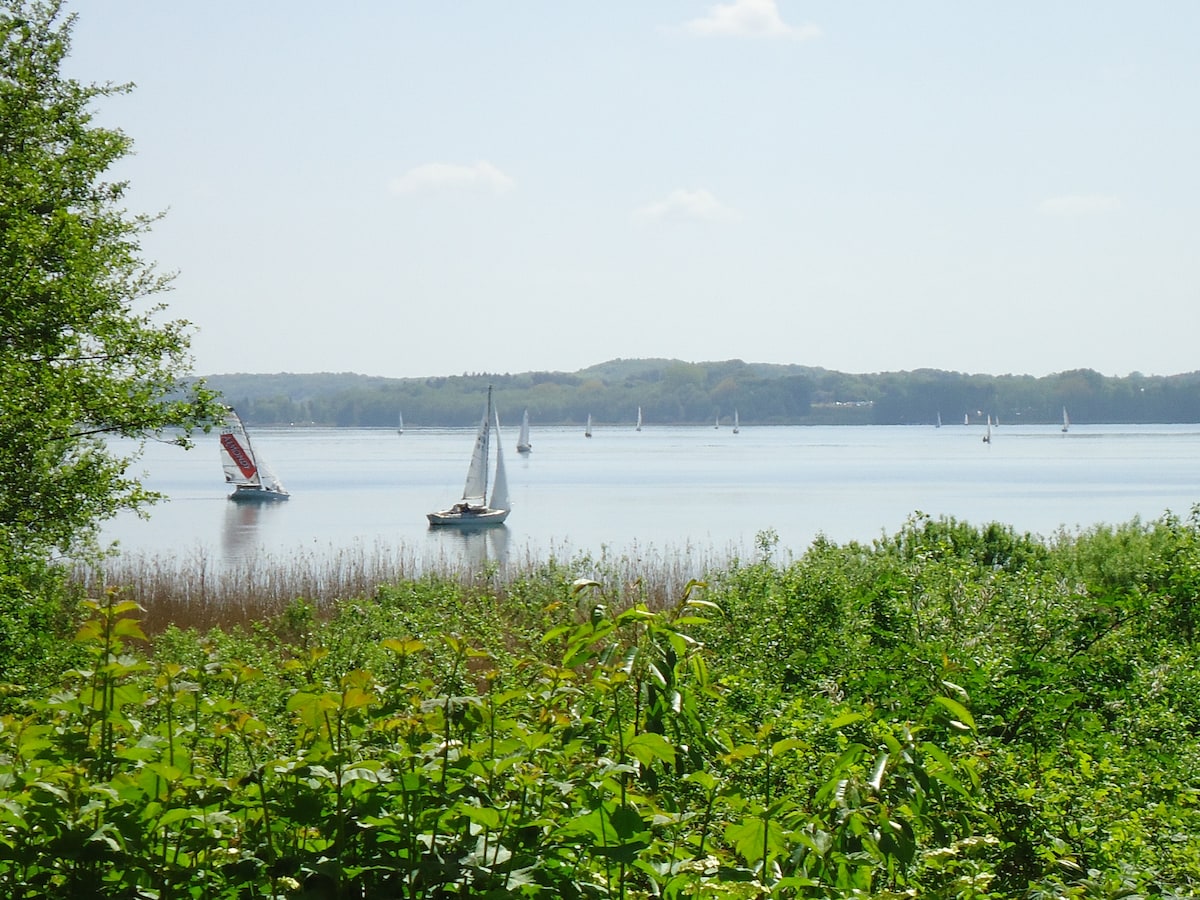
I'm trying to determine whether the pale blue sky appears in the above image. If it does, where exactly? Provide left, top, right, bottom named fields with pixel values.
left=66, top=1, right=1199, bottom=378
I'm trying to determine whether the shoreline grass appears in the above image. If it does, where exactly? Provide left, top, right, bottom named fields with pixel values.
left=72, top=535, right=748, bottom=632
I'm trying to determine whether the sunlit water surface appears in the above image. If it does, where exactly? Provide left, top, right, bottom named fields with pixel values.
left=99, top=423, right=1200, bottom=569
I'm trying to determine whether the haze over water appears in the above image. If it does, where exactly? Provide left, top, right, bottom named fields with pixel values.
left=98, top=423, right=1200, bottom=570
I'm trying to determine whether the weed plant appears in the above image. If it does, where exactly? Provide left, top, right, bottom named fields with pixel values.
left=3, top=509, right=1200, bottom=896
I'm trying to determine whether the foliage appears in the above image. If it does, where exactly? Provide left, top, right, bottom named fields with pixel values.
left=5, top=510, right=1200, bottom=895
left=0, top=0, right=221, bottom=567
left=204, top=363, right=1200, bottom=428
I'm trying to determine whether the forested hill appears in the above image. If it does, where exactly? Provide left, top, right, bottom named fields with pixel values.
left=201, top=359, right=1200, bottom=427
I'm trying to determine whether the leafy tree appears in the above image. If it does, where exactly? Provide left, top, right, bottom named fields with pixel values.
left=0, top=0, right=221, bottom=566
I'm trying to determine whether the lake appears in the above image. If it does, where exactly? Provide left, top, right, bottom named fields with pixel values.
left=99, top=422, right=1200, bottom=569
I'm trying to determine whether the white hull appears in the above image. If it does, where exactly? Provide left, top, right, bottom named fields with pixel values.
left=427, top=505, right=509, bottom=526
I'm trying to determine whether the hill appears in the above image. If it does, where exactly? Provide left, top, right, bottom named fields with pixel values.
left=199, top=360, right=1200, bottom=427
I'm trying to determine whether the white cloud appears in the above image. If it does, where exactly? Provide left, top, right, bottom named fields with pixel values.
left=388, top=161, right=515, bottom=195
left=632, top=188, right=741, bottom=224
left=1038, top=194, right=1121, bottom=217
left=684, top=0, right=822, bottom=39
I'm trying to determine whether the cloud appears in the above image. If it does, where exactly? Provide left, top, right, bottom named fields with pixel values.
left=1038, top=194, right=1121, bottom=217
left=683, top=0, right=822, bottom=39
left=389, top=161, right=515, bottom=195
left=632, top=188, right=741, bottom=224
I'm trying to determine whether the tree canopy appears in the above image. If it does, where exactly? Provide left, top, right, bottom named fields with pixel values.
left=0, top=0, right=220, bottom=563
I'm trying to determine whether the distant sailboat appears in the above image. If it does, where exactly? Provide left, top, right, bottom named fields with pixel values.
left=964, top=413, right=969, bottom=426
left=936, top=410, right=942, bottom=428
left=714, top=415, right=720, bottom=429
left=983, top=415, right=992, bottom=444
left=636, top=407, right=642, bottom=431
left=427, top=386, right=510, bottom=526
left=516, top=408, right=532, bottom=454
left=585, top=414, right=592, bottom=438
left=733, top=409, right=740, bottom=434
left=397, top=410, right=404, bottom=435
left=1062, top=407, right=1070, bottom=433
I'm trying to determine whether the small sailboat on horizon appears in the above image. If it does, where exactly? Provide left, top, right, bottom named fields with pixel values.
left=1062, top=406, right=1070, bottom=433
left=427, top=386, right=510, bottom=527
left=585, top=414, right=593, bottom=438
left=983, top=415, right=992, bottom=444
left=397, top=410, right=404, bottom=435
left=219, top=408, right=289, bottom=502
left=516, top=408, right=532, bottom=453
left=636, top=407, right=642, bottom=432
left=733, top=409, right=740, bottom=434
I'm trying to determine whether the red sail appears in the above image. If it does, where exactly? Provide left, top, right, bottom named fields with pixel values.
left=220, top=432, right=257, bottom=479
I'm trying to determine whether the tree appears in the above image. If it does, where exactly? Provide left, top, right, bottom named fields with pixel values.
left=0, top=0, right=221, bottom=565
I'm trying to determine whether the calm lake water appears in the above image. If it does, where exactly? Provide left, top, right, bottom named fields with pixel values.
left=99, top=423, right=1200, bottom=569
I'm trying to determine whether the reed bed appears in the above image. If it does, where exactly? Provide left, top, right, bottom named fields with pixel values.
left=72, top=535, right=742, bottom=632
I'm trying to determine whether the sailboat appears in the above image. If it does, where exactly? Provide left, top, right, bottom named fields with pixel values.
left=714, top=415, right=720, bottom=429
left=428, top=386, right=510, bottom=526
left=733, top=409, right=740, bottom=434
left=516, top=408, right=532, bottom=454
left=1062, top=407, right=1070, bottom=433
left=585, top=414, right=593, bottom=438
left=219, top=408, right=289, bottom=502
left=636, top=407, right=642, bottom=431
left=397, top=410, right=404, bottom=435
left=982, top=415, right=992, bottom=444
left=964, top=413, right=969, bottom=426
left=936, top=410, right=942, bottom=428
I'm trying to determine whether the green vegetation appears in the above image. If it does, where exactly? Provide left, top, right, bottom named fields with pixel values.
left=3, top=511, right=1200, bottom=897
left=0, top=0, right=220, bottom=570
left=207, top=362, right=1200, bottom=428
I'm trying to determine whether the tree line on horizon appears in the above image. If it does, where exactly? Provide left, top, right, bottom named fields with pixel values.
left=204, top=359, right=1200, bottom=428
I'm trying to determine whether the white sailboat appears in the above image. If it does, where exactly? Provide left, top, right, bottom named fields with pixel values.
left=427, top=386, right=510, bottom=526
left=1062, top=407, right=1070, bottom=433
left=585, top=414, right=593, bottom=438
left=936, top=410, right=942, bottom=428
left=636, top=407, right=642, bottom=431
left=983, top=415, right=992, bottom=444
left=516, top=408, right=532, bottom=454
left=733, top=409, right=740, bottom=434
left=714, top=415, right=720, bottom=429
left=964, top=413, right=970, bottom=426
left=219, top=408, right=289, bottom=501
left=397, top=410, right=404, bottom=435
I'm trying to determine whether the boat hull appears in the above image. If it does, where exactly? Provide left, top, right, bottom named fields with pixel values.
left=427, top=506, right=509, bottom=527
left=229, top=486, right=290, bottom=502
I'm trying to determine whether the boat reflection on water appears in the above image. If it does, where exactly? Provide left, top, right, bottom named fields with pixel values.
left=426, top=524, right=509, bottom=572
left=221, top=499, right=287, bottom=561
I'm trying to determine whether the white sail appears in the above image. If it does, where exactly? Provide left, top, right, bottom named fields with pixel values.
left=733, top=409, right=740, bottom=434
left=461, top=401, right=490, bottom=507
left=397, top=411, right=404, bottom=435
left=219, top=410, right=259, bottom=487
left=489, top=407, right=511, bottom=512
left=636, top=407, right=642, bottom=431
left=585, top=414, right=592, bottom=437
left=219, top=408, right=287, bottom=498
left=516, top=408, right=531, bottom=452
left=1062, top=407, right=1070, bottom=432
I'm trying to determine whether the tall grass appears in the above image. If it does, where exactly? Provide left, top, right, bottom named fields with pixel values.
left=72, top=536, right=742, bottom=632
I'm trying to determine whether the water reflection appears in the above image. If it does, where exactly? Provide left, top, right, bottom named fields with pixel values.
left=426, top=525, right=510, bottom=571
left=220, top=499, right=287, bottom=560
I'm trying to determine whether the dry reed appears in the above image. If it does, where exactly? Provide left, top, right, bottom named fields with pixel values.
left=72, top=536, right=742, bottom=632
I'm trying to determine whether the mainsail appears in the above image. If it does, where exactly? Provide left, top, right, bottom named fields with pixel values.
left=461, top=400, right=491, bottom=507
left=220, top=410, right=259, bottom=485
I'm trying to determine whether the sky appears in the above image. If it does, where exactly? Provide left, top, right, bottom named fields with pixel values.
left=63, top=1, right=1200, bottom=379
